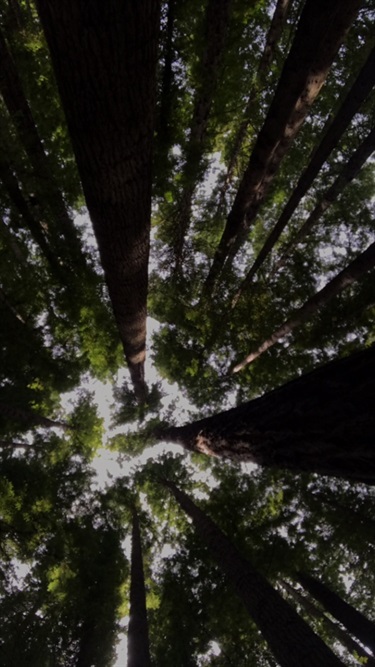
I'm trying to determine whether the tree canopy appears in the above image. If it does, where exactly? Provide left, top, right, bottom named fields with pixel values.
left=0, top=0, right=374, bottom=664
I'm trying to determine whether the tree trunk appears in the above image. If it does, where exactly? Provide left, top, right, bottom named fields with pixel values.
left=281, top=580, right=375, bottom=666
left=155, top=345, right=375, bottom=483
left=35, top=0, right=161, bottom=401
left=203, top=0, right=361, bottom=296
left=239, top=42, right=375, bottom=285
left=127, top=508, right=151, bottom=667
left=0, top=403, right=67, bottom=431
left=163, top=479, right=343, bottom=667
left=231, top=240, right=375, bottom=372
left=296, top=572, right=375, bottom=655
left=216, top=0, right=292, bottom=216
left=0, top=25, right=83, bottom=260
left=270, top=126, right=375, bottom=276
left=173, top=0, right=232, bottom=272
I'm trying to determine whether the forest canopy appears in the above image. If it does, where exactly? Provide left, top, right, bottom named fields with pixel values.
left=0, top=0, right=375, bottom=665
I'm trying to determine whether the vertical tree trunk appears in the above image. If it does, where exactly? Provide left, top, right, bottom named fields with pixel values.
left=231, top=240, right=375, bottom=372
left=163, top=479, right=343, bottom=667
left=35, top=0, right=161, bottom=401
left=240, top=42, right=375, bottom=284
left=281, top=580, right=375, bottom=666
left=155, top=345, right=375, bottom=483
left=203, top=0, right=361, bottom=296
left=296, top=572, right=375, bottom=655
left=127, top=508, right=151, bottom=667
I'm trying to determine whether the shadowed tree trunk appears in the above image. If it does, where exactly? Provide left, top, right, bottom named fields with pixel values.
left=127, top=507, right=151, bottom=667
left=0, top=403, right=68, bottom=430
left=232, top=239, right=375, bottom=372
left=239, top=42, right=375, bottom=284
left=216, top=0, right=292, bottom=215
left=203, top=0, right=361, bottom=296
left=296, top=572, right=375, bottom=655
left=162, top=479, right=343, bottom=667
left=35, top=0, right=161, bottom=402
left=155, top=345, right=375, bottom=483
left=281, top=580, right=375, bottom=666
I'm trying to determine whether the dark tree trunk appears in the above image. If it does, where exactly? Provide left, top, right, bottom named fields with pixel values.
left=203, top=0, right=361, bottom=296
left=241, top=43, right=375, bottom=284
left=35, top=0, right=161, bottom=401
left=0, top=403, right=67, bottom=430
left=155, top=345, right=375, bottom=483
left=296, top=572, right=375, bottom=655
left=232, top=240, right=375, bottom=371
left=173, top=0, right=232, bottom=272
left=0, top=25, right=83, bottom=260
left=281, top=580, right=375, bottom=666
left=127, top=508, right=151, bottom=667
left=270, top=126, right=375, bottom=276
left=163, top=479, right=343, bottom=667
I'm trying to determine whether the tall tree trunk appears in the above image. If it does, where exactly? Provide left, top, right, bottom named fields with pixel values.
left=0, top=403, right=67, bottom=430
left=35, top=0, right=161, bottom=401
left=231, top=240, right=375, bottom=372
left=0, top=25, right=83, bottom=260
left=281, top=580, right=375, bottom=666
left=240, top=42, right=375, bottom=285
left=269, top=126, right=375, bottom=277
left=162, top=479, right=343, bottom=667
left=202, top=0, right=361, bottom=296
left=296, top=572, right=375, bottom=655
left=173, top=0, right=232, bottom=273
left=155, top=345, right=375, bottom=483
left=216, top=0, right=292, bottom=215
left=127, top=507, right=151, bottom=667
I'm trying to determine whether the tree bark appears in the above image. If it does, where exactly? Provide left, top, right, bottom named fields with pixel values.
left=216, top=0, right=292, bottom=216
left=173, top=0, right=232, bottom=272
left=127, top=507, right=151, bottom=667
left=231, top=240, right=375, bottom=372
left=35, top=0, right=161, bottom=401
left=281, top=580, right=375, bottom=666
left=155, top=345, right=375, bottom=483
left=296, top=572, right=375, bottom=655
left=269, top=126, right=375, bottom=277
left=203, top=0, right=362, bottom=296
left=240, top=42, right=375, bottom=285
left=163, top=479, right=343, bottom=667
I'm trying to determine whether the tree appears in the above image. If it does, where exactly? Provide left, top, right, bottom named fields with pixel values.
left=156, top=345, right=375, bottom=482
left=296, top=571, right=375, bottom=656
left=162, top=477, right=343, bottom=667
left=127, top=506, right=152, bottom=667
left=34, top=0, right=161, bottom=400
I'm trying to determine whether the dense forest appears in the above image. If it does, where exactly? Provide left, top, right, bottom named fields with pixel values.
left=0, top=0, right=375, bottom=664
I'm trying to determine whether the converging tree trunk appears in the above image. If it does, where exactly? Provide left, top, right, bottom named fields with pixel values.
left=162, top=479, right=343, bottom=667
left=127, top=507, right=151, bottom=667
left=0, top=403, right=68, bottom=431
left=203, top=0, right=361, bottom=296
left=155, top=345, right=375, bottom=483
left=232, top=239, right=375, bottom=372
left=281, top=580, right=375, bottom=666
left=296, top=572, right=375, bottom=656
left=240, top=42, right=375, bottom=285
left=35, top=0, right=161, bottom=401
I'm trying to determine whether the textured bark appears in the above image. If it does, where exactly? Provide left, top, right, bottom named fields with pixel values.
left=232, top=240, right=375, bottom=372
left=35, top=0, right=161, bottom=401
left=173, top=0, right=232, bottom=272
left=203, top=0, right=361, bottom=296
left=269, top=126, right=375, bottom=276
left=155, top=345, right=375, bottom=482
left=163, top=479, right=343, bottom=667
left=296, top=572, right=375, bottom=655
left=216, top=0, right=292, bottom=215
left=0, top=25, right=82, bottom=258
left=127, top=508, right=151, bottom=667
left=281, top=580, right=375, bottom=666
left=241, top=42, right=375, bottom=284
